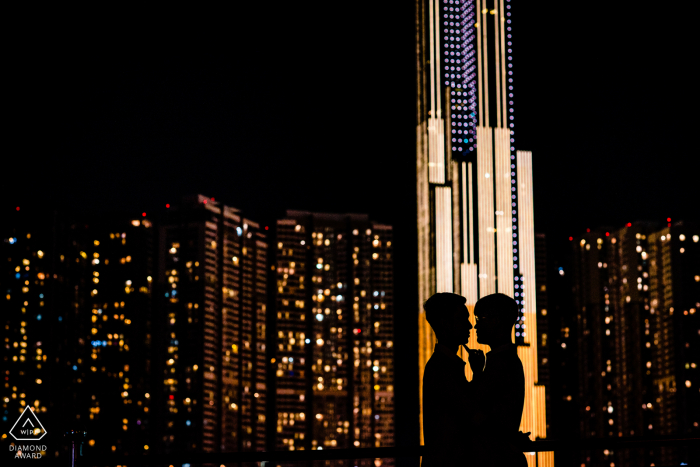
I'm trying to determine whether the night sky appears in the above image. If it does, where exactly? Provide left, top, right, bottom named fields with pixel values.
left=6, top=4, right=695, bottom=234
left=5, top=3, right=696, bottom=448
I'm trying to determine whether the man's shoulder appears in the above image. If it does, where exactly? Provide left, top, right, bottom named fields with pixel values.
left=423, top=352, right=443, bottom=377
left=485, top=347, right=524, bottom=379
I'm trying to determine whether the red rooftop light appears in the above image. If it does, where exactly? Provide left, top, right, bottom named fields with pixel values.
left=265, top=226, right=269, bottom=230
left=569, top=236, right=573, bottom=241
left=169, top=395, right=174, bottom=400
left=586, top=228, right=590, bottom=233
left=605, top=232, right=610, bottom=236
left=16, top=206, right=20, bottom=211
left=627, top=222, right=632, bottom=227
left=667, top=217, right=671, bottom=222
left=166, top=204, right=170, bottom=209
left=211, top=197, right=215, bottom=201
left=142, top=212, right=146, bottom=217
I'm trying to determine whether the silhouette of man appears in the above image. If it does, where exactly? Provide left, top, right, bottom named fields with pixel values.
left=472, top=293, right=529, bottom=467
left=421, top=293, right=485, bottom=467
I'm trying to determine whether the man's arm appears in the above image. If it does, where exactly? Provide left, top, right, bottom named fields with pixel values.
left=463, top=345, right=485, bottom=381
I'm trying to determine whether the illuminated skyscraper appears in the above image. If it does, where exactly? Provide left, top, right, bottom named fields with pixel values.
left=416, top=1, right=550, bottom=464
left=157, top=195, right=268, bottom=454
left=273, top=211, right=394, bottom=461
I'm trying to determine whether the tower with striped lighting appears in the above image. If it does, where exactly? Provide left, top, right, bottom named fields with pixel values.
left=416, top=1, right=551, bottom=465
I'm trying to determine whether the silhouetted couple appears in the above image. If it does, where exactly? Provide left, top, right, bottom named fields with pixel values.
left=422, top=293, right=531, bottom=467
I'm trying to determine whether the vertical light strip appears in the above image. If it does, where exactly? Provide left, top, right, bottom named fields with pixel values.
left=482, top=5, right=489, bottom=127
left=452, top=161, right=461, bottom=294
left=427, top=0, right=444, bottom=184
left=476, top=0, right=483, bottom=125
left=462, top=162, right=478, bottom=307
left=493, top=4, right=501, bottom=129
left=499, top=0, right=507, bottom=129
left=462, top=162, right=468, bottom=263
left=416, top=121, right=431, bottom=446
left=434, top=0, right=441, bottom=121
left=435, top=186, right=453, bottom=293
left=538, top=452, right=555, bottom=467
left=517, top=149, right=544, bottom=454
left=495, top=128, right=513, bottom=297
left=477, top=127, right=495, bottom=297
left=468, top=161, right=475, bottom=264
left=428, top=0, right=435, bottom=122
left=517, top=150, right=535, bottom=342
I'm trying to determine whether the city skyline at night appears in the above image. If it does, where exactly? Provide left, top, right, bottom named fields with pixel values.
left=1, top=1, right=698, bottom=465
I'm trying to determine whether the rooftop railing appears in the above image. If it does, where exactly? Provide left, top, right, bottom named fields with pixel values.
left=66, top=435, right=698, bottom=466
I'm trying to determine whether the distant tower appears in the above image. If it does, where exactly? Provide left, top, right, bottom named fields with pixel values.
left=273, top=211, right=394, bottom=460
left=158, top=195, right=268, bottom=453
left=416, top=1, right=550, bottom=464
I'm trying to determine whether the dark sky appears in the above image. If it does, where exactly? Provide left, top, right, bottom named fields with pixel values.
left=6, top=3, right=695, bottom=240
left=5, top=3, right=695, bottom=450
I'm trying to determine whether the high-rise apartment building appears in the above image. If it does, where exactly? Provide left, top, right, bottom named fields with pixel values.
left=273, top=211, right=394, bottom=460
left=416, top=1, right=550, bottom=464
left=1, top=210, right=155, bottom=459
left=2, top=211, right=62, bottom=458
left=572, top=221, right=699, bottom=466
left=62, top=215, right=156, bottom=456
left=157, top=195, right=268, bottom=454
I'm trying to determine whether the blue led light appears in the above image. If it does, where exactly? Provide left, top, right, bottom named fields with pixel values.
left=73, top=365, right=78, bottom=371
left=236, top=227, right=243, bottom=236
left=36, top=315, right=41, bottom=321
left=186, top=420, right=191, bottom=426
left=15, top=273, right=20, bottom=279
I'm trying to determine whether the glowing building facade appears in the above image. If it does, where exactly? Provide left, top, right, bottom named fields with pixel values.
left=416, top=1, right=551, bottom=464
left=273, top=211, right=394, bottom=462
left=157, top=195, right=268, bottom=454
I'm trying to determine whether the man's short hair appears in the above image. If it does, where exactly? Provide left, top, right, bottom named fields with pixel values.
left=474, top=293, right=518, bottom=325
left=423, top=293, right=467, bottom=331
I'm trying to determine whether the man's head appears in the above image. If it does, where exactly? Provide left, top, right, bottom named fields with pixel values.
left=423, top=293, right=471, bottom=345
left=474, top=293, right=518, bottom=346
